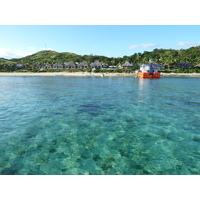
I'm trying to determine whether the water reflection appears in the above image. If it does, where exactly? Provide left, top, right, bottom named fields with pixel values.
left=137, top=79, right=150, bottom=102
left=137, top=78, right=161, bottom=104
left=138, top=78, right=146, bottom=91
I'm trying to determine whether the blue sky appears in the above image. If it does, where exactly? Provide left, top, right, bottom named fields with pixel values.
left=0, top=25, right=200, bottom=59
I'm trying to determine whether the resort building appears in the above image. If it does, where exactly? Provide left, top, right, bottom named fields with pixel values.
left=64, top=61, right=76, bottom=69
left=122, top=61, right=133, bottom=69
left=195, top=64, right=200, bottom=69
left=76, top=61, right=88, bottom=69
left=176, top=62, right=193, bottom=69
left=15, top=64, right=23, bottom=69
left=45, top=64, right=52, bottom=69
left=90, top=60, right=107, bottom=69
left=18, top=60, right=110, bottom=70
left=52, top=62, right=63, bottom=69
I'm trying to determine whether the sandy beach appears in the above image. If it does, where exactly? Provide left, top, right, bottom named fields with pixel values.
left=0, top=72, right=137, bottom=77
left=161, top=73, right=200, bottom=77
left=0, top=72, right=200, bottom=77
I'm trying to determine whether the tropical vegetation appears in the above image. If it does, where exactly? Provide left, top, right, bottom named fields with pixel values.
left=1, top=46, right=200, bottom=72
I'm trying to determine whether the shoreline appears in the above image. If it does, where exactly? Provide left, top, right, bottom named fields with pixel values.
left=160, top=73, right=200, bottom=77
left=0, top=72, right=136, bottom=77
left=0, top=72, right=200, bottom=77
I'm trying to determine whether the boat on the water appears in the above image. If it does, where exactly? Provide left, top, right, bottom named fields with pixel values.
left=137, top=63, right=160, bottom=78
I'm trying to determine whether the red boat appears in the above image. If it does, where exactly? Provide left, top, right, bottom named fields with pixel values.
left=137, top=63, right=161, bottom=79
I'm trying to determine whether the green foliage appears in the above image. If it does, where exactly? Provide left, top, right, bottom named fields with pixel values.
left=160, top=68, right=200, bottom=73
left=1, top=46, right=200, bottom=72
left=0, top=58, right=15, bottom=64
left=174, top=68, right=200, bottom=73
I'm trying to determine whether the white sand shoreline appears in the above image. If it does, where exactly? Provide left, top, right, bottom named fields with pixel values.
left=0, top=72, right=136, bottom=77
left=161, top=73, right=200, bottom=77
left=0, top=72, right=200, bottom=77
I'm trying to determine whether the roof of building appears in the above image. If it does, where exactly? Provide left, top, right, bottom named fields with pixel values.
left=77, top=61, right=88, bottom=67
left=90, top=60, right=102, bottom=67
left=122, top=61, right=133, bottom=67
left=64, top=61, right=75, bottom=66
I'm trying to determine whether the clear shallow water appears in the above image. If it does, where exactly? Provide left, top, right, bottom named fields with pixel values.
left=0, top=76, right=200, bottom=175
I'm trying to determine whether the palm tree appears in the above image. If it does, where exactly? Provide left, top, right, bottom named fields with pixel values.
left=136, top=53, right=141, bottom=65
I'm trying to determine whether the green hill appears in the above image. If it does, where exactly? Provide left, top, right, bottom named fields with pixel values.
left=0, top=58, right=15, bottom=64
left=10, top=50, right=77, bottom=63
left=127, top=46, right=200, bottom=67
left=1, top=46, right=200, bottom=68
left=9, top=50, right=114, bottom=65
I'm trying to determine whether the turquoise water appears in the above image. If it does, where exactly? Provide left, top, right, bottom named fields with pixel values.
left=0, top=76, right=200, bottom=175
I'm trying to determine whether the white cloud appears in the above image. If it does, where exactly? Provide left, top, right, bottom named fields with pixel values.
left=0, top=48, right=33, bottom=59
left=176, top=41, right=200, bottom=48
left=129, top=43, right=159, bottom=49
left=0, top=47, right=56, bottom=59
left=28, top=46, right=35, bottom=50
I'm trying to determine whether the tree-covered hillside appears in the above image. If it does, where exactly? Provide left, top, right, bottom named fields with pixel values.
left=1, top=46, right=200, bottom=71
left=0, top=58, right=15, bottom=64
left=127, top=46, right=200, bottom=67
left=10, top=50, right=116, bottom=66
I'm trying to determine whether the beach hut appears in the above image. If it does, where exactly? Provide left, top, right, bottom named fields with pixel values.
left=43, top=64, right=52, bottom=69
left=122, top=61, right=133, bottom=69
left=64, top=61, right=76, bottom=69
left=195, top=64, right=200, bottom=69
left=90, top=61, right=103, bottom=69
left=77, top=61, right=88, bottom=69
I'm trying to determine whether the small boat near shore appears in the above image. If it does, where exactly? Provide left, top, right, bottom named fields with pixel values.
left=137, top=63, right=161, bottom=78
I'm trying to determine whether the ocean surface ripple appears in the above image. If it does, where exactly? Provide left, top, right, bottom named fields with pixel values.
left=0, top=76, right=200, bottom=175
